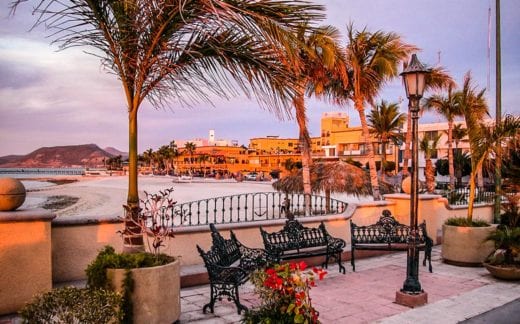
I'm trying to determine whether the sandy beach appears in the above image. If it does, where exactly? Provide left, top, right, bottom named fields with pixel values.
left=19, top=175, right=373, bottom=220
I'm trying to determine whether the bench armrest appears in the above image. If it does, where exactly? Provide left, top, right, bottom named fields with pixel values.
left=327, top=236, right=346, bottom=251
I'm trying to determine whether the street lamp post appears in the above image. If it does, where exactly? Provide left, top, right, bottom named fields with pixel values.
left=397, top=54, right=431, bottom=305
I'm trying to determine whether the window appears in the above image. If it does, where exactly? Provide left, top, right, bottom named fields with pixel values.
left=288, top=143, right=293, bottom=147
left=424, top=131, right=439, bottom=141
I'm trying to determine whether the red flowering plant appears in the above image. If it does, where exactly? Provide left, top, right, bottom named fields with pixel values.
left=242, top=261, right=327, bottom=324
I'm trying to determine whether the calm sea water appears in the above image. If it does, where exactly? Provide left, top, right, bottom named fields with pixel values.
left=0, top=168, right=84, bottom=190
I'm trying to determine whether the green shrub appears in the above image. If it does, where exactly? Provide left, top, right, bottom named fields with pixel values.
left=85, top=245, right=174, bottom=323
left=445, top=217, right=490, bottom=227
left=85, top=246, right=173, bottom=288
left=19, top=286, right=122, bottom=324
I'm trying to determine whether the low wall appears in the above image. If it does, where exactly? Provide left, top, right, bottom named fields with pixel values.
left=0, top=209, right=55, bottom=315
left=49, top=194, right=494, bottom=283
left=52, top=218, right=124, bottom=283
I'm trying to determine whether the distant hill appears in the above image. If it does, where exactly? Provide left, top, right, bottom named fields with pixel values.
left=0, top=144, right=115, bottom=168
left=104, top=147, right=128, bottom=159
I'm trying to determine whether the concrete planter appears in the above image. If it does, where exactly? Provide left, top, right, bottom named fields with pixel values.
left=107, top=258, right=181, bottom=324
left=484, top=263, right=520, bottom=281
left=441, top=224, right=497, bottom=266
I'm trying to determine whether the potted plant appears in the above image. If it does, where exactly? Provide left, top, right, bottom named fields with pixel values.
left=441, top=74, right=520, bottom=265
left=86, top=188, right=180, bottom=324
left=483, top=190, right=520, bottom=280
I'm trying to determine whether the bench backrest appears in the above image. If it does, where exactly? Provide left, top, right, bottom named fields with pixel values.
left=350, top=210, right=429, bottom=244
left=209, top=223, right=241, bottom=266
left=197, top=244, right=230, bottom=279
left=260, top=220, right=328, bottom=252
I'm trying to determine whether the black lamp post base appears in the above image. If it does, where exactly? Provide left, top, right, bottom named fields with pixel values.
left=395, top=290, right=428, bottom=308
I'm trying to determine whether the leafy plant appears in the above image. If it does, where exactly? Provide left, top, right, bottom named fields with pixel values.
left=243, top=261, right=326, bottom=324
left=499, top=193, right=520, bottom=228
left=445, top=217, right=489, bottom=227
left=19, top=286, right=122, bottom=324
left=485, top=226, right=520, bottom=265
left=85, top=246, right=173, bottom=323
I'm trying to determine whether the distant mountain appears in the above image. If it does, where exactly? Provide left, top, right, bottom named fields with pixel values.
left=0, top=155, right=23, bottom=166
left=0, top=144, right=114, bottom=168
left=104, top=147, right=128, bottom=159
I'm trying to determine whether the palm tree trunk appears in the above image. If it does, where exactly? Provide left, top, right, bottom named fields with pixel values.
left=402, top=111, right=412, bottom=176
left=425, top=159, right=435, bottom=193
left=294, top=85, right=312, bottom=215
left=477, top=165, right=484, bottom=188
left=356, top=98, right=381, bottom=200
left=447, top=120, right=455, bottom=190
left=124, top=107, right=144, bottom=253
left=381, top=140, right=387, bottom=182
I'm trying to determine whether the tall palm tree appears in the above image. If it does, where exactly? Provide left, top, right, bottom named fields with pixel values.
left=455, top=72, right=490, bottom=221
left=288, top=24, right=346, bottom=215
left=423, top=85, right=462, bottom=189
left=13, top=0, right=326, bottom=252
left=367, top=100, right=406, bottom=182
left=344, top=24, right=416, bottom=200
left=466, top=115, right=520, bottom=221
left=402, top=67, right=455, bottom=177
left=419, top=134, right=441, bottom=193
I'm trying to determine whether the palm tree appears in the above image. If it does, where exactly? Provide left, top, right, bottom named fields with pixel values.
left=467, top=115, right=520, bottom=221
left=143, top=148, right=154, bottom=169
left=402, top=67, right=455, bottom=177
left=12, top=0, right=325, bottom=252
left=419, top=134, right=441, bottom=193
left=452, top=123, right=468, bottom=153
left=455, top=72, right=491, bottom=221
left=367, top=100, right=406, bottom=182
left=184, top=142, right=197, bottom=168
left=343, top=24, right=416, bottom=200
left=289, top=24, right=346, bottom=215
left=423, top=85, right=461, bottom=190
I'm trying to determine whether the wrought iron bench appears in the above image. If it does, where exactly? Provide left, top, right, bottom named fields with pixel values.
left=260, top=219, right=346, bottom=274
left=197, top=224, right=267, bottom=314
left=350, top=210, right=433, bottom=272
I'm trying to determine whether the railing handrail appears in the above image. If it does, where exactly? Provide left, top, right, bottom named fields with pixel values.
left=164, top=191, right=348, bottom=228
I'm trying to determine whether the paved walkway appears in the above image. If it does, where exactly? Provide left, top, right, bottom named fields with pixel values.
left=180, top=246, right=520, bottom=323
left=2, top=246, right=519, bottom=323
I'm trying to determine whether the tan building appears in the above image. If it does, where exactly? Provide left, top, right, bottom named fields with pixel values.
left=249, top=136, right=323, bottom=155
left=320, top=112, right=398, bottom=168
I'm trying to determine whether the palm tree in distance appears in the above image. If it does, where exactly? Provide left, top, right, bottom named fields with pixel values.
left=452, top=123, right=468, bottom=153
left=12, top=0, right=326, bottom=252
left=420, top=134, right=442, bottom=193
left=367, top=100, right=406, bottom=182
left=423, top=85, right=462, bottom=190
left=344, top=24, right=416, bottom=200
left=402, top=67, right=455, bottom=177
left=184, top=142, right=197, bottom=170
left=287, top=24, right=346, bottom=215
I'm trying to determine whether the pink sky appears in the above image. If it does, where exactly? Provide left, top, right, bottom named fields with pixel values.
left=0, top=0, right=519, bottom=156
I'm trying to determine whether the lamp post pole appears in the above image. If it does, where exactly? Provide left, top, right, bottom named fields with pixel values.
left=397, top=54, right=431, bottom=305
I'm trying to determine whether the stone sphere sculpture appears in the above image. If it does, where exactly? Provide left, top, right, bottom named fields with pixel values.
left=401, top=176, right=411, bottom=194
left=0, top=178, right=26, bottom=211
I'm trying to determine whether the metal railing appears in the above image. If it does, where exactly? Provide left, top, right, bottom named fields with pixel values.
left=166, top=192, right=348, bottom=227
left=443, top=185, right=496, bottom=206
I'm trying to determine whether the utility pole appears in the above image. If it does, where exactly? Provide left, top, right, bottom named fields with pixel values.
left=494, top=0, right=502, bottom=220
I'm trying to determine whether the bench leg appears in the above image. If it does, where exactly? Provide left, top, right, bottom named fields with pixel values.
left=337, top=251, right=345, bottom=274
left=423, top=248, right=433, bottom=273
left=202, top=284, right=216, bottom=314
left=351, top=248, right=356, bottom=272
left=233, top=285, right=248, bottom=315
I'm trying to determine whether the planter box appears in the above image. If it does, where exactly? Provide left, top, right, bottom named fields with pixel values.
left=441, top=224, right=496, bottom=266
left=484, top=263, right=520, bottom=281
left=108, top=258, right=181, bottom=324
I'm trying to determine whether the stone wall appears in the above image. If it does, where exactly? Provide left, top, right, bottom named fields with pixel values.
left=0, top=209, right=55, bottom=315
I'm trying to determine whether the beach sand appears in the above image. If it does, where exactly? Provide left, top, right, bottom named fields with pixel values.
left=21, top=175, right=373, bottom=220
